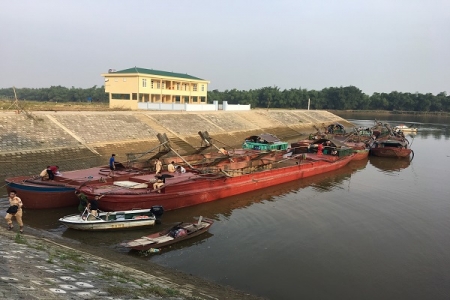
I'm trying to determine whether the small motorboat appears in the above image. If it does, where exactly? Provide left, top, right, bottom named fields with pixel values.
left=59, top=205, right=164, bottom=231
left=393, top=124, right=418, bottom=132
left=122, top=216, right=214, bottom=251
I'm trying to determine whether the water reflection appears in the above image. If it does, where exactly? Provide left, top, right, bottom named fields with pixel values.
left=167, top=158, right=369, bottom=222
left=369, top=156, right=411, bottom=173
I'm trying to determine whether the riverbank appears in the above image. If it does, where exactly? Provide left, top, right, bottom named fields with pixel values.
left=0, top=225, right=264, bottom=299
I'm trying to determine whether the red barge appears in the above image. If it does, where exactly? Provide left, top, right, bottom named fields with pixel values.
left=4, top=150, right=282, bottom=209
left=78, top=152, right=355, bottom=212
left=5, top=132, right=356, bottom=211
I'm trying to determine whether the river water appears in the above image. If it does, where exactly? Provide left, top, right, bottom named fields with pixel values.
left=1, top=113, right=450, bottom=300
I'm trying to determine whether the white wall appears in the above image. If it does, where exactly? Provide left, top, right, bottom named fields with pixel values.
left=137, top=100, right=250, bottom=111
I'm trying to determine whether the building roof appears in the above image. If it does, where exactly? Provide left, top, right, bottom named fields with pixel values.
left=112, top=67, right=205, bottom=80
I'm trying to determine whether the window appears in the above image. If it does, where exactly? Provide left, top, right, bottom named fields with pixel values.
left=132, top=93, right=137, bottom=100
left=151, top=80, right=154, bottom=88
left=201, top=85, right=204, bottom=92
left=156, top=82, right=160, bottom=89
left=193, top=84, right=197, bottom=91
left=142, top=79, right=147, bottom=87
left=162, top=82, right=165, bottom=89
left=176, top=83, right=180, bottom=90
left=184, top=84, right=187, bottom=91
left=111, top=93, right=130, bottom=100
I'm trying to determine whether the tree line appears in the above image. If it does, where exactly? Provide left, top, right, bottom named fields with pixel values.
left=208, top=86, right=450, bottom=112
left=0, top=86, right=108, bottom=102
left=0, top=85, right=448, bottom=112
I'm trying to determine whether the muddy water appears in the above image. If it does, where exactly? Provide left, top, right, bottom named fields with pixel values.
left=2, top=114, right=450, bottom=300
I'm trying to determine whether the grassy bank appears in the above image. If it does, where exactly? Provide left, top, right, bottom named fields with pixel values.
left=0, top=99, right=119, bottom=111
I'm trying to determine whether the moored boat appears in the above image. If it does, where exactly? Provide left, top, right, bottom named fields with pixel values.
left=394, top=124, right=418, bottom=132
left=122, top=216, right=214, bottom=251
left=59, top=206, right=164, bottom=231
left=4, top=132, right=287, bottom=209
left=78, top=150, right=356, bottom=211
left=369, top=139, right=412, bottom=158
left=5, top=163, right=140, bottom=209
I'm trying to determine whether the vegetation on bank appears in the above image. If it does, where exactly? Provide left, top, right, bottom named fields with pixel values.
left=209, top=86, right=450, bottom=112
left=0, top=85, right=449, bottom=112
left=0, top=99, right=111, bottom=111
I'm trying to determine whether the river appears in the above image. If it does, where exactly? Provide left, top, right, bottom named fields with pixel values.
left=1, top=113, right=450, bottom=300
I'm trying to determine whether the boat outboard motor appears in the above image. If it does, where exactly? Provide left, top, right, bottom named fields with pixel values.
left=150, top=205, right=164, bottom=224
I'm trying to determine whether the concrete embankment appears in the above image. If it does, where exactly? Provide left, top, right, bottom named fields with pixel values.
left=0, top=109, right=349, bottom=178
left=0, top=227, right=263, bottom=300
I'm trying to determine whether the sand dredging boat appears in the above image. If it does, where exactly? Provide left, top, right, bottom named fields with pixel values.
left=6, top=131, right=355, bottom=210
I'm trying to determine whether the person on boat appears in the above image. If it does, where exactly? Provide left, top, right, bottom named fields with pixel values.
left=75, top=191, right=89, bottom=212
left=108, top=154, right=116, bottom=177
left=154, top=158, right=162, bottom=174
left=88, top=194, right=104, bottom=217
left=39, top=168, right=49, bottom=180
left=153, top=174, right=165, bottom=193
left=176, top=165, right=186, bottom=174
left=47, top=165, right=59, bottom=180
left=152, top=173, right=174, bottom=193
left=167, top=161, right=176, bottom=173
left=317, top=143, right=324, bottom=155
left=218, top=147, right=228, bottom=155
left=5, top=190, right=24, bottom=233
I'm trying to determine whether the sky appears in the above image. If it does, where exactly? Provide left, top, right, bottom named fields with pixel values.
left=1, top=0, right=449, bottom=95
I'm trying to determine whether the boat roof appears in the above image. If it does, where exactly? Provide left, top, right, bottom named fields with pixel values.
left=245, top=133, right=281, bottom=143
left=310, top=138, right=347, bottom=148
left=377, top=139, right=406, bottom=144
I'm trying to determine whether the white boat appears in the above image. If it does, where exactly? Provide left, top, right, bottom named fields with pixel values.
left=394, top=124, right=418, bottom=132
left=59, top=206, right=163, bottom=231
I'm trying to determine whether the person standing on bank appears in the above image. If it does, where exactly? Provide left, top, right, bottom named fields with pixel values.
left=108, top=154, right=116, bottom=177
left=5, top=190, right=24, bottom=233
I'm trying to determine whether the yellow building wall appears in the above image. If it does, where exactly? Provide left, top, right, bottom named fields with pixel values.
left=102, top=72, right=209, bottom=110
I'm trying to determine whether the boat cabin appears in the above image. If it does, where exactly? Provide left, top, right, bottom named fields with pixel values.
left=242, top=133, right=289, bottom=151
left=373, top=140, right=408, bottom=149
left=292, top=138, right=353, bottom=157
left=326, top=123, right=346, bottom=134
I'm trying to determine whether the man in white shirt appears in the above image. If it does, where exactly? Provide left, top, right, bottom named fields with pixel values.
left=167, top=161, right=176, bottom=173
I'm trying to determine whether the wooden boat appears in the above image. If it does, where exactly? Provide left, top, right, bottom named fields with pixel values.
left=369, top=139, right=412, bottom=158
left=77, top=150, right=355, bottom=212
left=59, top=206, right=163, bottom=231
left=123, top=217, right=214, bottom=251
left=394, top=124, right=418, bottom=132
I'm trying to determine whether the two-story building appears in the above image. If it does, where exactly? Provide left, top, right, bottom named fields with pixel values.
left=102, top=67, right=210, bottom=110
